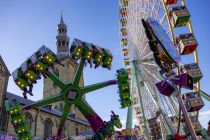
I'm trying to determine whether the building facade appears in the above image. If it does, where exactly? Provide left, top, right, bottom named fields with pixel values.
left=0, top=15, right=92, bottom=139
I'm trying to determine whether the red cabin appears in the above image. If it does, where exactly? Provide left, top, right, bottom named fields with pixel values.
left=164, top=0, right=178, bottom=5
left=120, top=8, right=128, bottom=17
left=121, top=28, right=127, bottom=36
left=135, top=107, right=141, bottom=115
left=176, top=33, right=198, bottom=55
left=122, top=48, right=129, bottom=56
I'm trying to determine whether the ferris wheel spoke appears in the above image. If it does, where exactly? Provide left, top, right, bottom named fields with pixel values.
left=139, top=51, right=153, bottom=61
left=160, top=13, right=167, bottom=24
left=144, top=67, right=160, bottom=82
left=139, top=44, right=149, bottom=56
left=76, top=97, right=104, bottom=132
left=56, top=102, right=72, bottom=139
left=155, top=0, right=162, bottom=20
left=151, top=0, right=157, bottom=17
left=139, top=61, right=158, bottom=67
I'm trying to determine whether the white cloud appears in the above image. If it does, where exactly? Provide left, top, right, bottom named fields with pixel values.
left=198, top=109, right=210, bottom=129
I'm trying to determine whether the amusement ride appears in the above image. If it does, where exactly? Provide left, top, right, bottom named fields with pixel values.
left=119, top=0, right=210, bottom=139
left=6, top=39, right=132, bottom=140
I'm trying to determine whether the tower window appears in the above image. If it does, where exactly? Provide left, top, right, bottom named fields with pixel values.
left=62, top=41, right=65, bottom=46
left=76, top=128, right=79, bottom=136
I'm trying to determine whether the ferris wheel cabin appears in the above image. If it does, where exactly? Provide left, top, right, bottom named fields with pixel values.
left=183, top=92, right=204, bottom=112
left=170, top=6, right=190, bottom=28
left=180, top=63, right=203, bottom=83
left=176, top=33, right=198, bottom=55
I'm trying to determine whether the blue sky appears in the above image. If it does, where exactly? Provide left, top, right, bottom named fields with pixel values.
left=0, top=0, right=210, bottom=129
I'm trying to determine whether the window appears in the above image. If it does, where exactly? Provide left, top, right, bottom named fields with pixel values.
left=62, top=127, right=65, bottom=138
left=44, top=118, right=53, bottom=139
left=62, top=41, right=65, bottom=46
left=76, top=128, right=79, bottom=136
left=60, top=102, right=64, bottom=111
left=0, top=109, right=8, bottom=131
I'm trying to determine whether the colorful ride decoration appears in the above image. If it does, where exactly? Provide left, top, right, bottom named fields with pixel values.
left=176, top=33, right=198, bottom=55
left=12, top=45, right=57, bottom=99
left=5, top=101, right=32, bottom=140
left=117, top=68, right=132, bottom=108
left=169, top=6, right=190, bottom=28
left=148, top=117, right=162, bottom=140
left=70, top=38, right=113, bottom=70
left=182, top=92, right=204, bottom=112
left=92, top=111, right=122, bottom=139
left=11, top=40, right=131, bottom=139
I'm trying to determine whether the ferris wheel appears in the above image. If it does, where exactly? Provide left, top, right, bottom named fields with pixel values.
left=119, top=0, right=210, bottom=139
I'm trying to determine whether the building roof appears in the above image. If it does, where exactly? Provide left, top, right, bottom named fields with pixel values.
left=6, top=92, right=90, bottom=126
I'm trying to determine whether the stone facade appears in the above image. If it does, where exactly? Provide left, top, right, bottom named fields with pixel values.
left=5, top=108, right=91, bottom=139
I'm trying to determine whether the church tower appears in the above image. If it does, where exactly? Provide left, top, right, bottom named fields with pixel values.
left=56, top=14, right=70, bottom=61
left=43, top=15, right=85, bottom=120
left=0, top=55, right=10, bottom=131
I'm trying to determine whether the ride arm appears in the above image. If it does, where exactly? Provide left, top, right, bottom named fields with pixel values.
left=56, top=102, right=72, bottom=139
left=80, top=80, right=117, bottom=95
left=46, top=71, right=66, bottom=89
left=193, top=86, right=210, bottom=102
left=23, top=93, right=62, bottom=111
left=76, top=97, right=105, bottom=132
left=72, top=59, right=85, bottom=86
